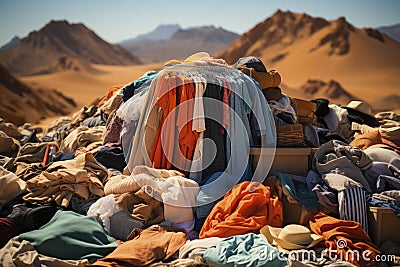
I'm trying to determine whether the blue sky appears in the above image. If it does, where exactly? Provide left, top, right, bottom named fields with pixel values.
left=0, top=0, right=399, bottom=46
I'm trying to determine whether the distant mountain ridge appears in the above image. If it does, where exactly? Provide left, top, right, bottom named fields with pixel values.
left=0, top=20, right=141, bottom=76
left=378, top=23, right=400, bottom=42
left=120, top=24, right=181, bottom=45
left=0, top=36, right=21, bottom=50
left=121, top=25, right=239, bottom=63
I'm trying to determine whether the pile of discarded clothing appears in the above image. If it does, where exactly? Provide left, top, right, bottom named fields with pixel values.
left=0, top=52, right=399, bottom=266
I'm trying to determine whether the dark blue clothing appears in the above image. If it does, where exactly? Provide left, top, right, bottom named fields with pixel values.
left=122, top=71, right=158, bottom=102
left=93, top=146, right=126, bottom=172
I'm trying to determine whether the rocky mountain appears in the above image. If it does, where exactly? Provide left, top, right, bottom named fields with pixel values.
left=217, top=10, right=400, bottom=105
left=0, top=63, right=77, bottom=125
left=300, top=79, right=355, bottom=104
left=0, top=36, right=21, bottom=50
left=372, top=94, right=400, bottom=112
left=121, top=25, right=239, bottom=63
left=120, top=24, right=181, bottom=45
left=0, top=20, right=141, bottom=76
left=378, top=23, right=400, bottom=42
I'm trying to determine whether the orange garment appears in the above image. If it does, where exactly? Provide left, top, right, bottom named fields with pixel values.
left=98, top=84, right=124, bottom=107
left=309, top=212, right=380, bottom=267
left=199, top=181, right=283, bottom=239
left=90, top=225, right=186, bottom=266
left=351, top=130, right=400, bottom=154
left=150, top=75, right=178, bottom=169
left=150, top=75, right=198, bottom=172
left=175, top=77, right=198, bottom=171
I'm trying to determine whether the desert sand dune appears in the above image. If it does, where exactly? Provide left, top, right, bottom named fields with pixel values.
left=22, top=63, right=162, bottom=108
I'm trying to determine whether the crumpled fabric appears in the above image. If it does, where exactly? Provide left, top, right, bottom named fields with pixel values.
left=350, top=130, right=400, bottom=154
left=105, top=165, right=198, bottom=227
left=18, top=210, right=118, bottom=262
left=203, top=233, right=287, bottom=267
left=323, top=105, right=353, bottom=142
left=0, top=166, right=26, bottom=210
left=0, top=237, right=89, bottom=267
left=364, top=147, right=400, bottom=170
left=200, top=181, right=283, bottom=239
left=100, top=87, right=123, bottom=116
left=23, top=153, right=108, bottom=208
left=0, top=118, right=23, bottom=139
left=103, top=113, right=123, bottom=146
left=364, top=161, right=400, bottom=193
left=114, top=189, right=164, bottom=227
left=91, top=225, right=186, bottom=267
left=41, top=116, right=72, bottom=138
left=271, top=173, right=320, bottom=212
left=367, top=193, right=400, bottom=217
left=312, top=140, right=372, bottom=192
left=286, top=248, right=357, bottom=266
left=61, top=125, right=106, bottom=153
left=68, top=106, right=98, bottom=129
left=87, top=194, right=122, bottom=233
left=268, top=93, right=297, bottom=123
left=179, top=237, right=222, bottom=259
left=309, top=212, right=380, bottom=267
left=14, top=142, right=58, bottom=164
left=0, top=130, right=20, bottom=157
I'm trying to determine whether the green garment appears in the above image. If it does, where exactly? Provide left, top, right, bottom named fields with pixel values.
left=19, top=210, right=118, bottom=262
left=203, top=233, right=287, bottom=267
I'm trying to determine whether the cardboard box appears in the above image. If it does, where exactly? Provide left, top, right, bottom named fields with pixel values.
left=368, top=207, right=400, bottom=246
left=250, top=147, right=311, bottom=180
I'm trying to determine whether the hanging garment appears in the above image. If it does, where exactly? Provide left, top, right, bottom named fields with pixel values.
left=126, top=63, right=275, bottom=183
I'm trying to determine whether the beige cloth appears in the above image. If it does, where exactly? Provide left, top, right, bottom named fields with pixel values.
left=15, top=162, right=45, bottom=181
left=69, top=106, right=98, bottom=129
left=100, top=89, right=123, bottom=115
left=91, top=225, right=187, bottom=267
left=0, top=118, right=23, bottom=139
left=61, top=125, right=106, bottom=153
left=49, top=152, right=109, bottom=181
left=41, top=116, right=71, bottom=137
left=23, top=153, right=108, bottom=208
left=106, top=166, right=184, bottom=195
left=0, top=166, right=26, bottom=209
left=115, top=189, right=164, bottom=226
left=0, top=130, right=20, bottom=157
left=104, top=174, right=141, bottom=195
left=105, top=165, right=198, bottom=225
left=0, top=237, right=89, bottom=267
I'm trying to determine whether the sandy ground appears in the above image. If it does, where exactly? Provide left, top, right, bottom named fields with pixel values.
left=21, top=63, right=163, bottom=108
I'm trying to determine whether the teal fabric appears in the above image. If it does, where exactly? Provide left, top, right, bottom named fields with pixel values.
left=203, top=233, right=287, bottom=267
left=19, top=210, right=118, bottom=262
